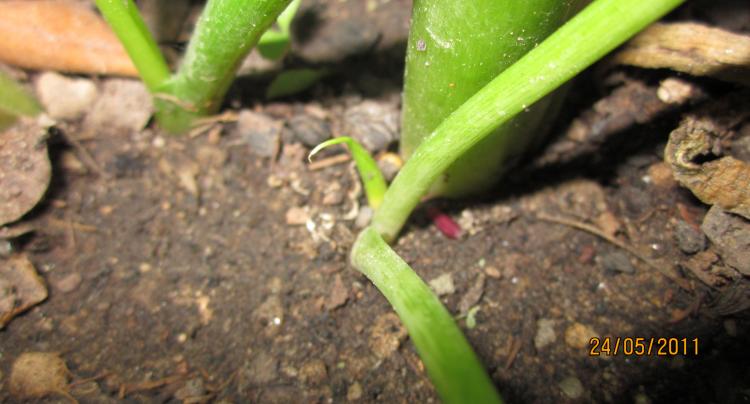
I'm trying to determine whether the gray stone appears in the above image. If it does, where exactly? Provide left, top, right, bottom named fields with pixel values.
left=702, top=206, right=750, bottom=275
left=558, top=376, right=584, bottom=399
left=534, top=318, right=557, bottom=350
left=674, top=220, right=707, bottom=254
left=341, top=101, right=399, bottom=152
left=83, top=79, right=152, bottom=133
left=288, top=114, right=330, bottom=147
left=598, top=251, right=635, bottom=274
left=237, top=110, right=282, bottom=158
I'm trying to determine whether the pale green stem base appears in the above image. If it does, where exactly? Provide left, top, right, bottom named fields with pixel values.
left=351, top=227, right=503, bottom=404
left=372, top=0, right=685, bottom=243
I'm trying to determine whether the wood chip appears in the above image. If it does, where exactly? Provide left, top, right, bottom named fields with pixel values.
left=0, top=119, right=50, bottom=226
left=0, top=1, right=137, bottom=76
left=665, top=116, right=750, bottom=220
left=613, top=23, right=750, bottom=86
left=1, top=255, right=48, bottom=329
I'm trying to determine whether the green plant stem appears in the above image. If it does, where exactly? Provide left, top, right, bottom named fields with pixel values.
left=0, top=69, right=41, bottom=118
left=401, top=0, right=587, bottom=198
left=351, top=227, right=502, bottom=404
left=372, top=0, right=684, bottom=243
left=156, top=0, right=292, bottom=133
left=94, top=0, right=171, bottom=92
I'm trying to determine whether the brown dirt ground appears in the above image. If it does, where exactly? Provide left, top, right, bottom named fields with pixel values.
left=2, top=1, right=750, bottom=403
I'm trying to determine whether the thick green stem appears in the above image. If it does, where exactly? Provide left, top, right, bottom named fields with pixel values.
left=351, top=227, right=502, bottom=404
left=373, top=0, right=685, bottom=243
left=94, top=0, right=171, bottom=92
left=156, top=0, right=292, bottom=133
left=401, top=0, right=587, bottom=198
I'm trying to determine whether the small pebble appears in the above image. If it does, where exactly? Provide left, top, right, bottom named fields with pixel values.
left=9, top=352, right=70, bottom=399
left=564, top=323, right=597, bottom=349
left=674, top=220, right=707, bottom=254
left=377, top=152, right=403, bottom=181
left=35, top=72, right=98, bottom=120
left=299, top=359, right=328, bottom=385
left=174, top=378, right=205, bottom=401
left=534, top=318, right=557, bottom=350
left=83, top=79, right=152, bottom=133
left=55, top=272, right=81, bottom=293
left=341, top=101, right=399, bottom=152
left=701, top=206, right=750, bottom=275
left=288, top=114, right=331, bottom=147
left=369, top=313, right=407, bottom=359
left=429, top=273, right=455, bottom=296
left=484, top=266, right=501, bottom=279
left=347, top=382, right=363, bottom=401
left=558, top=376, right=584, bottom=399
left=354, top=206, right=373, bottom=229
left=236, top=110, right=282, bottom=158
left=598, top=251, right=635, bottom=274
left=285, top=207, right=310, bottom=225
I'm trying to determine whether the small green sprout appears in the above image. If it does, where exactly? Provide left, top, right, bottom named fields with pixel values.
left=308, top=136, right=387, bottom=209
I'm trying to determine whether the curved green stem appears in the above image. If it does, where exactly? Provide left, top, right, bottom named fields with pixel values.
left=309, top=137, right=387, bottom=209
left=372, top=0, right=684, bottom=243
left=156, top=0, right=292, bottom=133
left=351, top=227, right=502, bottom=404
left=94, top=0, right=171, bottom=92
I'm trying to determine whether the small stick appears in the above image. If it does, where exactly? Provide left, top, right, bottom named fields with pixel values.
left=308, top=153, right=350, bottom=171
left=59, top=130, right=107, bottom=177
left=536, top=212, right=691, bottom=291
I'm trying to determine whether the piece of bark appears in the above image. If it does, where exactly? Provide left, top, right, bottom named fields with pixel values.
left=665, top=116, right=750, bottom=220
left=0, top=1, right=137, bottom=76
left=612, top=23, right=750, bottom=86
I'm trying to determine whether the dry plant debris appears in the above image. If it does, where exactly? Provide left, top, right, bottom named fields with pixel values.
left=9, top=352, right=72, bottom=401
left=0, top=119, right=50, bottom=226
left=613, top=22, right=750, bottom=86
left=665, top=117, right=750, bottom=220
left=0, top=1, right=137, bottom=76
left=0, top=254, right=48, bottom=328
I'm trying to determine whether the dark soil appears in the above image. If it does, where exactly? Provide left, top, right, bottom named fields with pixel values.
left=2, top=1, right=749, bottom=403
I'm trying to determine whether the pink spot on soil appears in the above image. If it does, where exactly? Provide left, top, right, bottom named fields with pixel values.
left=427, top=207, right=463, bottom=239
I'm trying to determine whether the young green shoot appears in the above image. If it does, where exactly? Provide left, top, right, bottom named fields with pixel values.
left=351, top=227, right=502, bottom=404
left=347, top=0, right=684, bottom=401
left=93, top=0, right=170, bottom=92
left=308, top=136, right=387, bottom=209
left=371, top=0, right=685, bottom=243
left=154, top=0, right=293, bottom=133
left=96, top=0, right=295, bottom=133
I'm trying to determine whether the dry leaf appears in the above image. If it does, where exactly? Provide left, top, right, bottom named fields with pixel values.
left=9, top=352, right=71, bottom=400
left=0, top=1, right=137, bottom=76
left=0, top=119, right=51, bottom=226
left=1, top=254, right=48, bottom=328
left=613, top=23, right=750, bottom=86
left=665, top=117, right=750, bottom=219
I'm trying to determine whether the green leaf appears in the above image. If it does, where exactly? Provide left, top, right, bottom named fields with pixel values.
left=266, top=68, right=327, bottom=99
left=308, top=136, right=387, bottom=209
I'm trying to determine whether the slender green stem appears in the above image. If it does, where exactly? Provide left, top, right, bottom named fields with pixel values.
left=94, top=0, right=171, bottom=92
left=308, top=136, right=387, bottom=209
left=351, top=227, right=502, bottom=404
left=372, top=0, right=685, bottom=243
left=0, top=69, right=41, bottom=118
left=156, top=0, right=292, bottom=133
